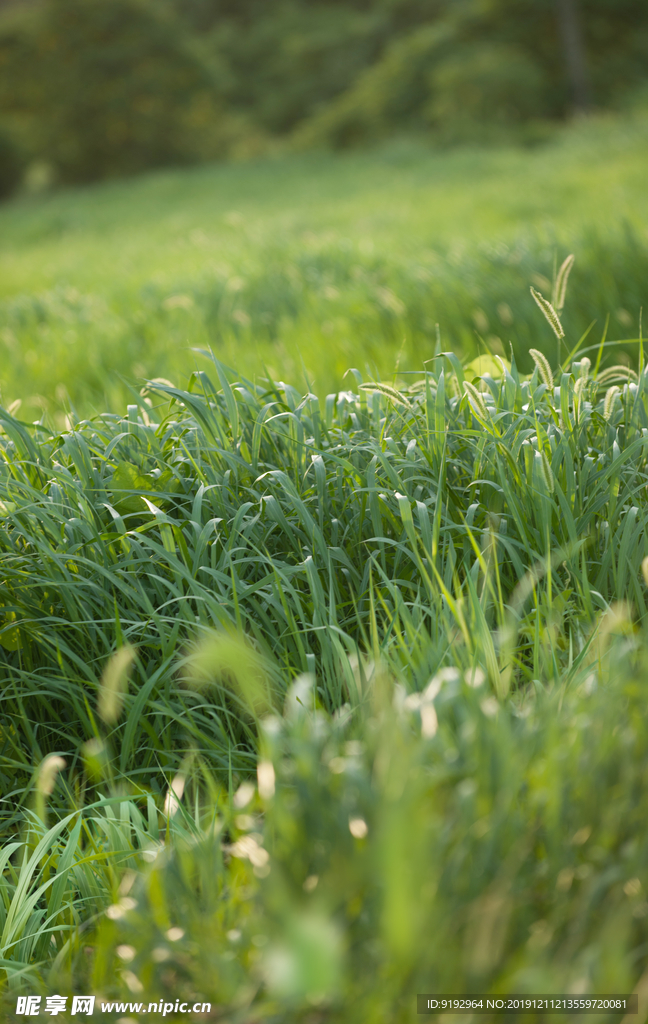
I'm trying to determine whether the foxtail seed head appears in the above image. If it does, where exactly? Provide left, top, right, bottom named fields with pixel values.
left=37, top=755, right=66, bottom=797
left=98, top=645, right=135, bottom=724
left=553, top=254, right=575, bottom=313
left=596, top=365, right=637, bottom=387
left=528, top=349, right=554, bottom=390
left=359, top=382, right=409, bottom=407
left=463, top=381, right=489, bottom=421
left=603, top=385, right=620, bottom=422
left=530, top=287, right=565, bottom=340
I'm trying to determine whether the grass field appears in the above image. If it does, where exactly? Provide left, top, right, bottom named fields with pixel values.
left=0, top=112, right=647, bottom=421
left=2, top=113, right=648, bottom=1019
left=3, top=339, right=648, bottom=1017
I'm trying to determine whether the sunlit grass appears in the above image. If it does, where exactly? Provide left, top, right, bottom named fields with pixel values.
left=2, top=299, right=648, bottom=799
left=0, top=112, right=647, bottom=420
left=2, top=116, right=648, bottom=1015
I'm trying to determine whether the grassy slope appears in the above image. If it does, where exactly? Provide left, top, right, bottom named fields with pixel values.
left=2, top=117, right=648, bottom=1007
left=0, top=113, right=647, bottom=419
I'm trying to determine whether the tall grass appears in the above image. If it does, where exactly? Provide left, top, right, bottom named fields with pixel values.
left=2, top=270, right=648, bottom=1014
left=1, top=227, right=647, bottom=422
left=2, top=287, right=648, bottom=807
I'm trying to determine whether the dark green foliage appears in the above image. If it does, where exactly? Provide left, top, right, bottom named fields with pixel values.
left=196, top=1, right=388, bottom=135
left=0, top=0, right=235, bottom=183
left=0, top=126, right=22, bottom=198
left=1, top=0, right=647, bottom=177
left=428, top=42, right=548, bottom=132
left=293, top=0, right=648, bottom=147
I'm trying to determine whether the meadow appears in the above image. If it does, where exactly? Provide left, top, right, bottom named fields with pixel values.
left=0, top=112, right=647, bottom=421
left=2, top=113, right=648, bottom=1020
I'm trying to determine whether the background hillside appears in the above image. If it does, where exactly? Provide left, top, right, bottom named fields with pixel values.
left=0, top=114, right=647, bottom=422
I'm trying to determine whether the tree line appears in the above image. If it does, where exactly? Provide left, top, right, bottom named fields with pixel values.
left=0, top=0, right=645, bottom=192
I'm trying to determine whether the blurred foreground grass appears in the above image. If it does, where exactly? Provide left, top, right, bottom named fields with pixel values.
left=3, top=621, right=648, bottom=1022
left=0, top=112, right=647, bottom=421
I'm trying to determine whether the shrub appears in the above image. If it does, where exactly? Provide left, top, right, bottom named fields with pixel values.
left=426, top=43, right=548, bottom=140
left=295, top=28, right=549, bottom=149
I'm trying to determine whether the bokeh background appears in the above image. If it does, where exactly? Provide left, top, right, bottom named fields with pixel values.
left=0, top=0, right=646, bottom=184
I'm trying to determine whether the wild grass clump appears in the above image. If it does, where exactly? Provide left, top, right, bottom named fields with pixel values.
left=2, top=295, right=648, bottom=811
left=2, top=274, right=648, bottom=1013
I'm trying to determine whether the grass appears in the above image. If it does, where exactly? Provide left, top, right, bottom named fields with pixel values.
left=3, top=321, right=648, bottom=799
left=0, top=112, right=647, bottom=420
left=2, top=295, right=648, bottom=1013
left=3, top=612, right=648, bottom=1021
left=2, top=113, right=648, bottom=1017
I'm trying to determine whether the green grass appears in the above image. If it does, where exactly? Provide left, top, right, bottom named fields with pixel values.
left=3, top=115, right=648, bottom=1017
left=3, top=331, right=648, bottom=800
left=2, top=311, right=648, bottom=1011
left=0, top=112, right=647, bottom=421
left=3, top=616, right=648, bottom=1021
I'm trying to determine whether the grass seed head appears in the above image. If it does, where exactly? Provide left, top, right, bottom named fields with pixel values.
left=257, top=760, right=276, bottom=800
left=574, top=375, right=586, bottom=402
left=528, top=348, right=555, bottom=390
left=37, top=755, right=66, bottom=797
left=98, top=645, right=135, bottom=724
left=603, top=385, right=620, bottom=421
left=530, top=287, right=565, bottom=340
left=462, top=380, right=489, bottom=421
left=359, top=382, right=408, bottom=407
left=596, top=365, right=637, bottom=387
left=553, top=254, right=575, bottom=312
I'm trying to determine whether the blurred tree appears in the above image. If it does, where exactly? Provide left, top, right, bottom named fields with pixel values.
left=556, top=0, right=591, bottom=111
left=0, top=0, right=646, bottom=182
left=293, top=0, right=648, bottom=148
left=0, top=124, right=23, bottom=197
left=0, top=0, right=241, bottom=183
left=187, top=1, right=389, bottom=133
